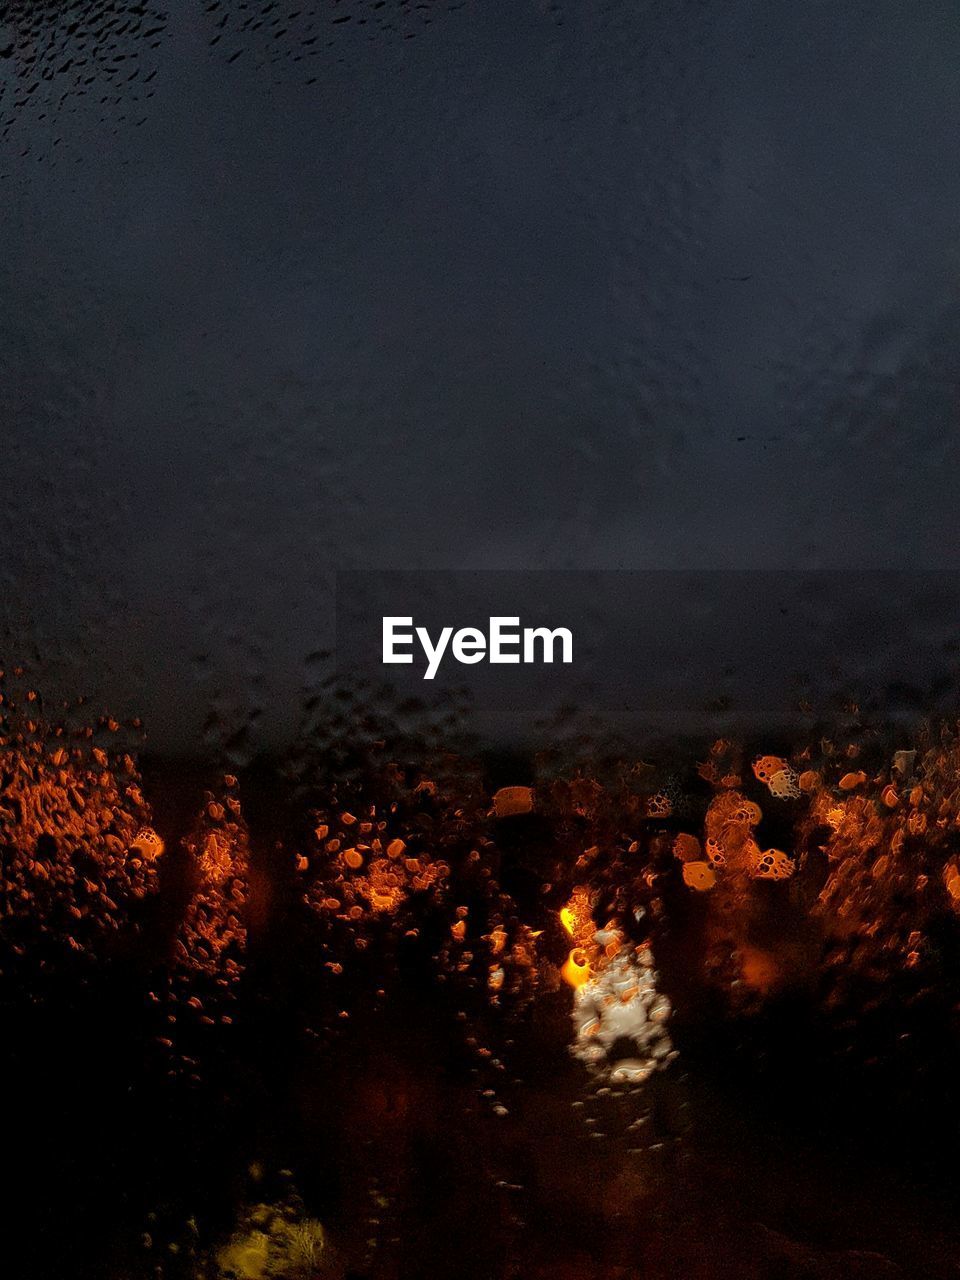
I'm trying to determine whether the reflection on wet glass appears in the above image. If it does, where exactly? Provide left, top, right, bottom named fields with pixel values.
left=5, top=664, right=960, bottom=1276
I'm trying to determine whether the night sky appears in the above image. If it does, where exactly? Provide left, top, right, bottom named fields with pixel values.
left=2, top=1, right=960, bottom=751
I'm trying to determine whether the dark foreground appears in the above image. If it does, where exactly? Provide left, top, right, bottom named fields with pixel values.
left=5, top=725, right=960, bottom=1278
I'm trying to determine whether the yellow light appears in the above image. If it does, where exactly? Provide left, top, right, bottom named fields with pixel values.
left=561, top=948, right=591, bottom=988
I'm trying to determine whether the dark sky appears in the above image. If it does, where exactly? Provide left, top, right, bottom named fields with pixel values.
left=2, top=1, right=960, bottom=752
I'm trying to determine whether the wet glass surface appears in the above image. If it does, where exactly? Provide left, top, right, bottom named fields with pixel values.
left=4, top=2, right=960, bottom=747
left=4, top=699, right=960, bottom=1278
left=4, top=4, right=960, bottom=1277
